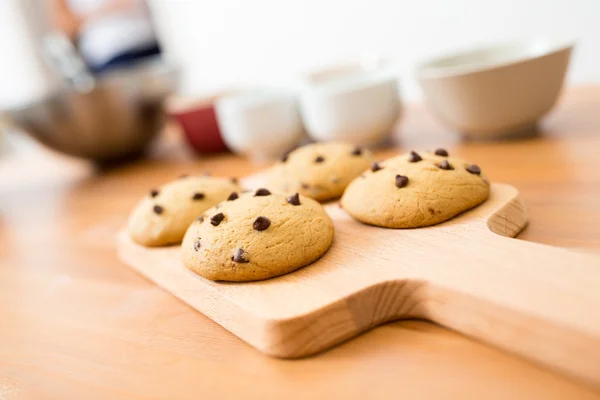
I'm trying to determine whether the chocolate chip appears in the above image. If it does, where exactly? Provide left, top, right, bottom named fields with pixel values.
left=196, top=215, right=204, bottom=223
left=301, top=183, right=310, bottom=189
left=179, top=174, right=188, bottom=179
left=287, top=192, right=301, bottom=206
left=230, top=177, right=238, bottom=184
left=192, top=192, right=205, bottom=200
left=254, top=188, right=271, bottom=196
left=253, top=216, right=271, bottom=231
left=210, top=212, right=225, bottom=226
left=371, top=162, right=383, bottom=172
left=227, top=192, right=239, bottom=201
left=150, top=189, right=159, bottom=198
left=232, top=248, right=249, bottom=263
left=466, top=164, right=481, bottom=175
left=315, top=155, right=325, bottom=163
left=281, top=152, right=289, bottom=162
left=434, top=148, right=449, bottom=157
left=194, top=239, right=201, bottom=251
left=438, top=160, right=454, bottom=170
left=408, top=151, right=422, bottom=163
left=351, top=147, right=363, bottom=156
left=395, top=175, right=409, bottom=188
left=153, top=205, right=163, bottom=215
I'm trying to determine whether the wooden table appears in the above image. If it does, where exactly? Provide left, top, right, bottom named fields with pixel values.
left=1, top=86, right=599, bottom=399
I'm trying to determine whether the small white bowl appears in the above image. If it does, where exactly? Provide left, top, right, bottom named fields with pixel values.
left=416, top=38, right=574, bottom=139
left=215, top=90, right=305, bottom=161
left=298, top=62, right=401, bottom=145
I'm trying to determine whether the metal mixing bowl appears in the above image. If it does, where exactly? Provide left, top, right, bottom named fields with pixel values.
left=6, top=61, right=178, bottom=164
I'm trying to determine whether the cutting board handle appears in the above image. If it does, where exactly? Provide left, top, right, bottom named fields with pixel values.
left=417, top=232, right=600, bottom=388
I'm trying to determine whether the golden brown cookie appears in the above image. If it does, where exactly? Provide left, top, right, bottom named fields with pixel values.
left=128, top=175, right=241, bottom=246
left=269, top=142, right=374, bottom=202
left=181, top=189, right=334, bottom=281
left=341, top=149, right=490, bottom=228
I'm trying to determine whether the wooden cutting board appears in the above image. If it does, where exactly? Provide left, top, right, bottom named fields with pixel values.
left=117, top=181, right=600, bottom=389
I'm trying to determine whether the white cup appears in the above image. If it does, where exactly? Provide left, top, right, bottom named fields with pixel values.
left=215, top=90, right=305, bottom=161
left=298, top=62, right=401, bottom=146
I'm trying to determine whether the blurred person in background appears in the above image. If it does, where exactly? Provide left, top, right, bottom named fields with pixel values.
left=48, top=0, right=161, bottom=74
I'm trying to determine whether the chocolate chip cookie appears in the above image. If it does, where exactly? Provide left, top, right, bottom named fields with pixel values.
left=128, top=175, right=241, bottom=246
left=181, top=189, right=334, bottom=281
left=269, top=142, right=374, bottom=202
left=341, top=149, right=490, bottom=228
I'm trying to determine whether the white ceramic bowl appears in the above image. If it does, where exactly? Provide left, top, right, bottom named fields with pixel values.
left=215, top=90, right=305, bottom=161
left=298, top=63, right=401, bottom=145
left=416, top=38, right=574, bottom=139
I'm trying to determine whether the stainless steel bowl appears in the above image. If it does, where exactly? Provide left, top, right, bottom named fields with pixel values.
left=6, top=61, right=178, bottom=164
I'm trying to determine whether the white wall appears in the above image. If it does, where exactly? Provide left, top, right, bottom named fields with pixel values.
left=149, top=0, right=600, bottom=100
left=1, top=0, right=598, bottom=108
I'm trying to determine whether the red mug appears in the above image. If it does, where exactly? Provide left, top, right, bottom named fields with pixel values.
left=169, top=95, right=229, bottom=154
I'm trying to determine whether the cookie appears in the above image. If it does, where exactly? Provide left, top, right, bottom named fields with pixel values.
left=340, top=149, right=490, bottom=228
left=181, top=189, right=334, bottom=281
left=269, top=142, right=374, bottom=202
left=128, top=175, right=241, bottom=246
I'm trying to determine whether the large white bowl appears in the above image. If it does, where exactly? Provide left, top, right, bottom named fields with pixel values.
left=298, top=63, right=401, bottom=145
left=416, top=38, right=574, bottom=139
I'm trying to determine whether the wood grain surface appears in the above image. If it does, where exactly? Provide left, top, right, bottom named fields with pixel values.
left=1, top=86, right=600, bottom=399
left=117, top=182, right=600, bottom=387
